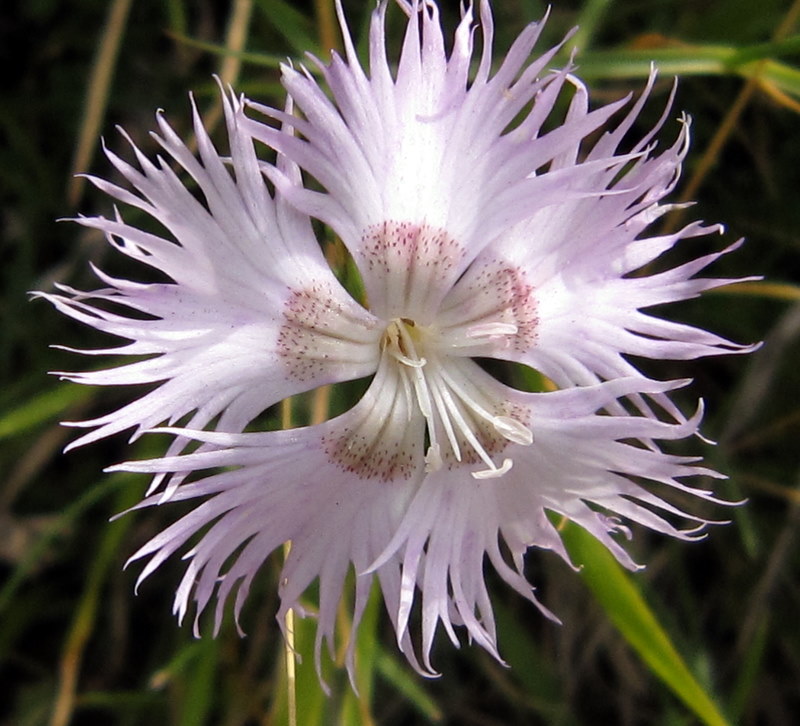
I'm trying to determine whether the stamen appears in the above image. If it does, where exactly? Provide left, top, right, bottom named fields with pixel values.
left=389, top=348, right=428, bottom=368
left=472, top=458, right=514, bottom=480
left=393, top=351, right=427, bottom=367
left=431, top=368, right=501, bottom=471
left=384, top=319, right=442, bottom=466
left=367, top=317, right=534, bottom=482
left=437, top=363, right=534, bottom=448
left=427, top=379, right=463, bottom=463
left=383, top=319, right=428, bottom=368
left=396, top=319, right=427, bottom=364
left=425, top=444, right=443, bottom=472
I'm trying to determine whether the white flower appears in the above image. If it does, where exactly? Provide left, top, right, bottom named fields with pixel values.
left=45, top=0, right=754, bottom=681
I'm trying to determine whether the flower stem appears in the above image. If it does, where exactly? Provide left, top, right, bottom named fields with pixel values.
left=280, top=399, right=297, bottom=726
left=282, top=542, right=297, bottom=726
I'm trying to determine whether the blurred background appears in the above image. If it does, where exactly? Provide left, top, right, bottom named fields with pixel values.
left=1, top=0, right=799, bottom=724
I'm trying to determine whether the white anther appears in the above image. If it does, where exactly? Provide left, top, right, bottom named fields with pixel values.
left=384, top=319, right=428, bottom=368
left=472, top=458, right=514, bottom=479
left=425, top=444, right=443, bottom=472
left=393, top=351, right=427, bottom=367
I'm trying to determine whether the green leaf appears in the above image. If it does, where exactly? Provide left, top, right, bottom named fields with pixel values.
left=574, top=40, right=800, bottom=100
left=166, top=33, right=288, bottom=69
left=0, top=473, right=130, bottom=615
left=339, top=581, right=381, bottom=725
left=178, top=637, right=219, bottom=726
left=253, top=0, right=321, bottom=57
left=562, top=522, right=731, bottom=726
left=492, top=598, right=570, bottom=723
left=375, top=650, right=442, bottom=723
left=0, top=384, right=92, bottom=439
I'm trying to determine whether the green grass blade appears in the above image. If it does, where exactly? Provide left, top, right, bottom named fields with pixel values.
left=178, top=636, right=219, bottom=726
left=339, top=581, right=381, bottom=725
left=0, top=384, right=92, bottom=439
left=267, top=602, right=327, bottom=726
left=167, top=33, right=287, bottom=69
left=729, top=618, right=769, bottom=722
left=375, top=650, right=442, bottom=723
left=571, top=0, right=613, bottom=52
left=729, top=35, right=800, bottom=64
left=575, top=42, right=800, bottom=100
left=0, top=473, right=130, bottom=615
left=253, top=0, right=321, bottom=57
left=757, top=58, right=800, bottom=98
left=562, top=522, right=731, bottom=726
left=51, top=481, right=141, bottom=726
left=576, top=44, right=733, bottom=78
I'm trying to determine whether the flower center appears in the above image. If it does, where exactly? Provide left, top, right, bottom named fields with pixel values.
left=381, top=317, right=533, bottom=479
left=312, top=220, right=539, bottom=483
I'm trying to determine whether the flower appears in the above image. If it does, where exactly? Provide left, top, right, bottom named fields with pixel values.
left=45, top=0, right=754, bottom=681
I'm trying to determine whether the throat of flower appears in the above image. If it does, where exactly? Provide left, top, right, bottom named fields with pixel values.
left=381, top=318, right=533, bottom=480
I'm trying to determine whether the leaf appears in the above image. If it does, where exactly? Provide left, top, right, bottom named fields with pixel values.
left=178, top=637, right=219, bottom=726
left=339, top=581, right=381, bottom=726
left=710, top=281, right=800, bottom=301
left=0, top=384, right=92, bottom=439
left=166, top=33, right=290, bottom=70
left=574, top=39, right=800, bottom=102
left=561, top=522, right=732, bottom=726
left=375, top=650, right=442, bottom=723
left=252, top=0, right=321, bottom=57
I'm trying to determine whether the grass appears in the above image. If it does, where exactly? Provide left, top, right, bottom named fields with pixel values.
left=2, top=0, right=799, bottom=724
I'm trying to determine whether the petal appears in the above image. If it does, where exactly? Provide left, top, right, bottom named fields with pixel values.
left=113, top=384, right=428, bottom=681
left=39, top=88, right=382, bottom=452
left=440, top=80, right=757, bottom=416
left=244, top=5, right=620, bottom=300
left=358, top=376, right=724, bottom=670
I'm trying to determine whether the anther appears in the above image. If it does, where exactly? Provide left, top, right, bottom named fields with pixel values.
left=472, top=458, right=514, bottom=479
left=425, top=444, right=443, bottom=472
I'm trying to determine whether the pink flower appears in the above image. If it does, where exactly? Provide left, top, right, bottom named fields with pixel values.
left=44, top=0, right=754, bottom=681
